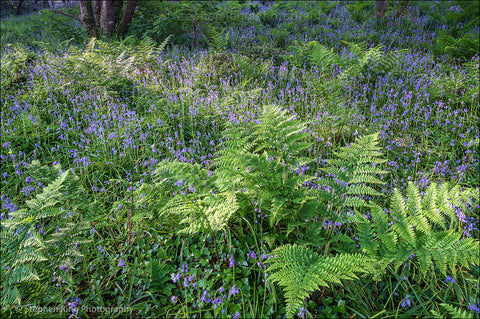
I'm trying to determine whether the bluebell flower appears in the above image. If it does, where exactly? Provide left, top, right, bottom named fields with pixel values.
left=171, top=273, right=181, bottom=283
left=298, top=307, right=306, bottom=319
left=401, top=297, right=411, bottom=308
left=229, top=285, right=239, bottom=296
left=200, top=290, right=208, bottom=303
left=445, top=275, right=455, bottom=283
left=468, top=303, right=480, bottom=314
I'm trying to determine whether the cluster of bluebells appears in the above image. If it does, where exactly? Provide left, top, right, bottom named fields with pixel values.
left=170, top=262, right=241, bottom=315
left=66, top=297, right=82, bottom=319
left=401, top=297, right=411, bottom=309
left=468, top=303, right=480, bottom=314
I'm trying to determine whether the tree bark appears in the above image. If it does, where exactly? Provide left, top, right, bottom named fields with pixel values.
left=101, top=0, right=116, bottom=36
left=80, top=0, right=98, bottom=37
left=375, top=0, right=388, bottom=19
left=116, top=0, right=137, bottom=36
left=46, top=0, right=137, bottom=38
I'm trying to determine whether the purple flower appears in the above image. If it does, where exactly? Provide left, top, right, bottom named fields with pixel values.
left=445, top=276, right=455, bottom=283
left=468, top=303, right=480, bottom=314
left=232, top=312, right=240, bottom=319
left=229, top=285, right=239, bottom=296
left=171, top=273, right=181, bottom=283
left=247, top=251, right=257, bottom=260
left=118, top=259, right=125, bottom=267
left=200, top=290, right=208, bottom=303
left=298, top=307, right=306, bottom=319
left=401, top=297, right=411, bottom=308
left=171, top=296, right=177, bottom=304
left=229, top=257, right=235, bottom=268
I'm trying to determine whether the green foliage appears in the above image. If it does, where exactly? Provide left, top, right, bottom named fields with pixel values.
left=340, top=41, right=408, bottom=82
left=431, top=303, right=474, bottom=319
left=1, top=2, right=479, bottom=318
left=315, top=133, right=388, bottom=218
left=357, top=182, right=479, bottom=278
left=433, top=31, right=480, bottom=63
left=131, top=1, right=225, bottom=47
left=236, top=40, right=284, bottom=65
left=427, top=57, right=479, bottom=113
left=1, top=161, right=92, bottom=308
left=266, top=245, right=369, bottom=318
left=205, top=26, right=230, bottom=52
left=31, top=6, right=84, bottom=44
left=345, top=0, right=374, bottom=23
left=149, top=104, right=317, bottom=236
left=47, top=36, right=171, bottom=100
left=284, top=40, right=407, bottom=83
left=258, top=5, right=279, bottom=27
left=0, top=43, right=36, bottom=90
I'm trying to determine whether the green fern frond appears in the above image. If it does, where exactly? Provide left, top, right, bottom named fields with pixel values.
left=315, top=132, right=387, bottom=217
left=206, top=26, right=230, bottom=52
left=434, top=303, right=474, bottom=319
left=357, top=182, right=479, bottom=276
left=309, top=43, right=343, bottom=70
left=340, top=41, right=407, bottom=81
left=267, top=245, right=369, bottom=318
left=1, top=162, right=91, bottom=308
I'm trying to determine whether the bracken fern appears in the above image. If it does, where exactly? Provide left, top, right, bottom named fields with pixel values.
left=357, top=182, right=479, bottom=278
left=266, top=245, right=370, bottom=318
left=1, top=162, right=91, bottom=308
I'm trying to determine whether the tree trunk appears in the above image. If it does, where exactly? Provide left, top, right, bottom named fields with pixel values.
left=116, top=0, right=137, bottom=36
left=375, top=0, right=388, bottom=19
left=15, top=0, right=25, bottom=15
left=80, top=0, right=98, bottom=37
left=47, top=0, right=137, bottom=38
left=101, top=0, right=116, bottom=36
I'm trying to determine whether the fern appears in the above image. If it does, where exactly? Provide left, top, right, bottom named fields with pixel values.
left=309, top=42, right=344, bottom=70
left=431, top=303, right=474, bottom=319
left=1, top=161, right=92, bottom=308
left=340, top=41, right=408, bottom=81
left=205, top=26, right=230, bottom=52
left=313, top=132, right=388, bottom=222
left=357, top=182, right=479, bottom=277
left=266, top=245, right=370, bottom=318
left=148, top=105, right=319, bottom=235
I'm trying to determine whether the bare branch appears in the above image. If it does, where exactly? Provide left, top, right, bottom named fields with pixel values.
left=44, top=9, right=81, bottom=22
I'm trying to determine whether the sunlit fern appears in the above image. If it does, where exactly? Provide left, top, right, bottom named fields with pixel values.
left=1, top=161, right=91, bottom=308
left=357, top=182, right=479, bottom=278
left=266, top=245, right=370, bottom=318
